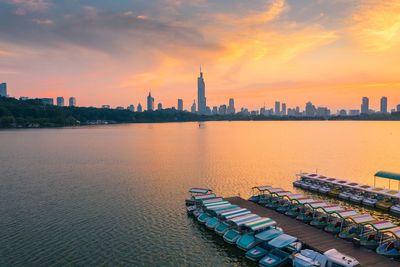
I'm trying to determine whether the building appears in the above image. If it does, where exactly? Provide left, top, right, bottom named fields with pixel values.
left=305, top=102, right=316, bottom=116
left=127, top=105, right=135, bottom=112
left=228, top=98, right=235, bottom=114
left=147, top=92, right=154, bottom=111
left=69, top=97, right=76, bottom=107
left=380, top=96, right=388, bottom=113
left=101, top=105, right=110, bottom=109
left=19, top=96, right=29, bottom=101
left=275, top=101, right=281, bottom=115
left=349, top=109, right=360, bottom=116
left=116, top=106, right=124, bottom=110
left=137, top=103, right=143, bottom=112
left=41, top=98, right=54, bottom=105
left=282, top=103, right=287, bottom=116
left=197, top=66, right=206, bottom=114
left=361, top=97, right=369, bottom=114
left=191, top=100, right=196, bottom=113
left=338, top=109, right=347, bottom=116
left=206, top=106, right=211, bottom=115
left=316, top=107, right=330, bottom=117
left=218, top=104, right=227, bottom=115
left=212, top=106, right=218, bottom=115
left=0, top=83, right=7, bottom=97
left=157, top=103, right=162, bottom=110
left=56, top=97, right=64, bottom=107
left=177, top=99, right=183, bottom=111
left=397, top=104, right=400, bottom=112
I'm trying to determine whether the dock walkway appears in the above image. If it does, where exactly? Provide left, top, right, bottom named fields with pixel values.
left=227, top=197, right=398, bottom=267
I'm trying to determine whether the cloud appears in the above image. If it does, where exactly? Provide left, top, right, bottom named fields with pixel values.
left=349, top=0, right=400, bottom=51
left=32, top=18, right=53, bottom=25
left=8, top=0, right=51, bottom=15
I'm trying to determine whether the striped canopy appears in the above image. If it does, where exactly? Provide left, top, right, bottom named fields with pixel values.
left=189, top=188, right=212, bottom=194
left=244, top=218, right=276, bottom=231
left=350, top=214, right=375, bottom=224
left=193, top=193, right=216, bottom=200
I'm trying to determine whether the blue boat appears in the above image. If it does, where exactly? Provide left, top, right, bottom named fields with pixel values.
left=205, top=217, right=220, bottom=229
left=222, top=214, right=261, bottom=244
left=214, top=209, right=251, bottom=235
left=259, top=234, right=301, bottom=267
left=243, top=228, right=283, bottom=258
left=376, top=226, right=400, bottom=259
left=197, top=212, right=211, bottom=224
left=236, top=218, right=278, bottom=250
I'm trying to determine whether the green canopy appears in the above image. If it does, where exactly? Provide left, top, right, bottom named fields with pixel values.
left=375, top=171, right=400, bottom=181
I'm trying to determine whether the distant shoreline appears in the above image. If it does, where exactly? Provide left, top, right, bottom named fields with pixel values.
left=1, top=97, right=400, bottom=129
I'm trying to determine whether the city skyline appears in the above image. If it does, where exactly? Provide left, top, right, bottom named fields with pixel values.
left=0, top=1, right=400, bottom=110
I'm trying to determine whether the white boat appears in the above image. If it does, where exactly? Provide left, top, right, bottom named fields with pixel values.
left=301, top=182, right=312, bottom=190
left=309, top=184, right=320, bottom=192
left=293, top=248, right=360, bottom=267
left=390, top=204, right=400, bottom=215
left=362, top=197, right=378, bottom=207
left=293, top=180, right=303, bottom=187
left=338, top=191, right=352, bottom=200
left=349, top=194, right=364, bottom=203
left=318, top=186, right=331, bottom=194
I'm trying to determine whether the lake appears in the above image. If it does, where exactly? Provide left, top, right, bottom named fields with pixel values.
left=1, top=121, right=400, bottom=266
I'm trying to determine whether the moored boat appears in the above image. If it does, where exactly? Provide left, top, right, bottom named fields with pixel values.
left=258, top=234, right=302, bottom=267
left=292, top=248, right=360, bottom=267
left=236, top=218, right=278, bottom=250
left=376, top=226, right=400, bottom=259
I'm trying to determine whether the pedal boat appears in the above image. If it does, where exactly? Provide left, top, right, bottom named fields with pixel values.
left=222, top=214, right=261, bottom=244
left=292, top=248, right=360, bottom=267
left=214, top=208, right=251, bottom=235
left=236, top=218, right=278, bottom=250
left=339, top=214, right=375, bottom=241
left=259, top=234, right=302, bottom=267
left=376, top=227, right=400, bottom=259
left=353, top=220, right=396, bottom=250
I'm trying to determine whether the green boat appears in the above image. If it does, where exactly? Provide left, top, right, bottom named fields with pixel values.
left=353, top=220, right=397, bottom=250
left=339, top=214, right=376, bottom=241
left=245, top=229, right=283, bottom=261
left=310, top=215, right=328, bottom=229
left=284, top=206, right=301, bottom=218
left=236, top=220, right=279, bottom=251
left=296, top=211, right=313, bottom=223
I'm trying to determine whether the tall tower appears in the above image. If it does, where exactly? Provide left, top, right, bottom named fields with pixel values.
left=361, top=97, right=369, bottom=114
left=380, top=96, right=388, bottom=114
left=197, top=66, right=206, bottom=114
left=147, top=91, right=154, bottom=111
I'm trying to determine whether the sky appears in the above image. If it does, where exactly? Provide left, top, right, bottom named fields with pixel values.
left=0, top=0, right=400, bottom=111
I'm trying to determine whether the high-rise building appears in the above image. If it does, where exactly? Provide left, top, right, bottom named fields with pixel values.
left=227, top=98, right=235, bottom=114
left=41, top=98, right=54, bottom=105
left=157, top=103, right=162, bottom=110
left=380, top=96, right=388, bottom=113
left=0, top=83, right=7, bottom=97
left=57, top=97, right=64, bottom=107
left=219, top=104, right=227, bottom=115
left=197, top=66, right=206, bottom=114
left=128, top=105, right=135, bottom=112
left=212, top=106, right=218, bottom=115
left=191, top=100, right=197, bottom=113
left=397, top=104, right=400, bottom=112
left=177, top=99, right=183, bottom=111
left=275, top=101, right=281, bottom=115
left=316, top=107, right=330, bottom=117
left=137, top=103, right=143, bottom=112
left=147, top=92, right=154, bottom=111
left=361, top=97, right=369, bottom=114
left=69, top=97, right=76, bottom=107
left=282, top=103, right=287, bottom=115
left=305, top=102, right=316, bottom=116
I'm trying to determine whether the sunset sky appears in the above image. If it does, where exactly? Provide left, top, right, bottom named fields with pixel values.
left=1, top=0, right=400, bottom=110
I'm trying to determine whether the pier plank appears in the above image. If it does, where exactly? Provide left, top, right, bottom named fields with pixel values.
left=227, top=197, right=398, bottom=267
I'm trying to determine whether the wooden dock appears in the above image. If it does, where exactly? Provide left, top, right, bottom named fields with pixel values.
left=227, top=197, right=398, bottom=267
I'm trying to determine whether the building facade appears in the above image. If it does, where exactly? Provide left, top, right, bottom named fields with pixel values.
left=228, top=98, right=235, bottom=114
left=57, top=97, right=64, bottom=107
left=0, top=83, right=7, bottom=97
left=275, top=101, right=281, bottom=115
left=147, top=92, right=154, bottom=111
left=177, top=99, right=183, bottom=111
left=197, top=67, right=206, bottom=114
left=69, top=97, right=76, bottom=107
left=380, top=96, right=388, bottom=113
left=137, top=103, right=143, bottom=112
left=191, top=100, right=197, bottom=113
left=361, top=97, right=369, bottom=114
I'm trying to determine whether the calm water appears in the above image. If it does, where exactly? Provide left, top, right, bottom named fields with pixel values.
left=1, top=121, right=400, bottom=266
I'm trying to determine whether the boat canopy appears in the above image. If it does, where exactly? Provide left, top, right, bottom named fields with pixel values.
left=229, top=214, right=260, bottom=226
left=201, top=197, right=223, bottom=204
left=348, top=214, right=375, bottom=224
left=295, top=198, right=317, bottom=204
left=244, top=218, right=276, bottom=231
left=273, top=191, right=292, bottom=197
left=223, top=209, right=251, bottom=220
left=266, top=187, right=285, bottom=193
left=208, top=204, right=237, bottom=211
left=189, top=188, right=212, bottom=194
left=284, top=194, right=305, bottom=200
left=213, top=206, right=240, bottom=215
left=332, top=210, right=358, bottom=219
left=375, top=171, right=400, bottom=181
left=364, top=220, right=397, bottom=231
left=304, top=201, right=329, bottom=209
left=252, top=185, right=273, bottom=192
left=193, top=193, right=216, bottom=200
left=268, top=234, right=297, bottom=249
left=255, top=228, right=282, bottom=241
left=204, top=201, right=229, bottom=207
left=382, top=226, right=400, bottom=239
left=221, top=208, right=247, bottom=217
left=316, top=205, right=344, bottom=214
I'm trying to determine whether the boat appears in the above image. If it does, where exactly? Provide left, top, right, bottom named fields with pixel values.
left=222, top=214, right=261, bottom=244
left=309, top=183, right=320, bottom=192
left=338, top=214, right=375, bottom=241
left=390, top=204, right=400, bottom=215
left=244, top=229, right=283, bottom=260
left=324, top=210, right=358, bottom=235
left=296, top=201, right=329, bottom=223
left=318, top=185, right=331, bottom=194
left=249, top=186, right=273, bottom=203
left=376, top=226, right=400, bottom=259
left=185, top=188, right=214, bottom=206
left=349, top=193, right=364, bottom=204
left=310, top=205, right=344, bottom=229
left=214, top=208, right=252, bottom=235
left=362, top=194, right=378, bottom=207
left=236, top=218, right=278, bottom=250
left=292, top=248, right=360, bottom=267
left=352, top=220, right=397, bottom=250
left=293, top=180, right=303, bottom=188
left=338, top=190, right=352, bottom=200
left=258, top=234, right=302, bottom=267
left=328, top=187, right=341, bottom=198
left=285, top=198, right=316, bottom=218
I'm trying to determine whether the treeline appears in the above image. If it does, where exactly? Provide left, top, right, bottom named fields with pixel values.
left=1, top=96, right=400, bottom=128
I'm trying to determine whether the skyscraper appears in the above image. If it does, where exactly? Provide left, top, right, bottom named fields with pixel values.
left=157, top=103, right=162, bottom=110
left=380, top=96, right=388, bottom=113
left=228, top=98, right=235, bottom=114
left=361, top=97, right=369, bottom=114
left=128, top=104, right=135, bottom=112
left=305, top=101, right=316, bottom=116
left=137, top=103, right=143, bottom=112
left=191, top=100, right=197, bottom=113
left=282, top=103, right=287, bottom=115
left=275, top=101, right=281, bottom=115
left=197, top=66, right=206, bottom=114
left=147, top=92, right=154, bottom=111
left=0, top=83, right=7, bottom=97
left=57, top=97, right=64, bottom=107
left=69, top=97, right=76, bottom=107
left=177, top=99, right=183, bottom=111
